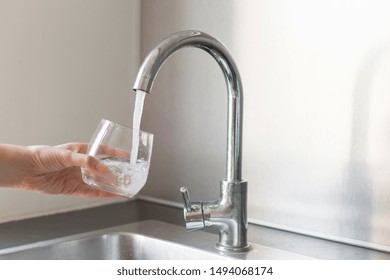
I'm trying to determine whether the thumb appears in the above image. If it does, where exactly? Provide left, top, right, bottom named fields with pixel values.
left=55, top=149, right=108, bottom=173
left=40, top=148, right=89, bottom=172
left=34, top=146, right=109, bottom=173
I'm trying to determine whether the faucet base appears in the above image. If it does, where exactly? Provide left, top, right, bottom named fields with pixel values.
left=202, top=180, right=249, bottom=251
left=216, top=242, right=251, bottom=253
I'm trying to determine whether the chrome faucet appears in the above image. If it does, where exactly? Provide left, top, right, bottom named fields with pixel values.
left=133, top=30, right=249, bottom=252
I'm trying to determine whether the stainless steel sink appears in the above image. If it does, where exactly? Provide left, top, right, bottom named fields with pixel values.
left=0, top=233, right=229, bottom=260
left=0, top=220, right=313, bottom=260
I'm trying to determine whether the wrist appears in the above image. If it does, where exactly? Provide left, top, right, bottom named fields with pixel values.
left=0, top=144, right=32, bottom=187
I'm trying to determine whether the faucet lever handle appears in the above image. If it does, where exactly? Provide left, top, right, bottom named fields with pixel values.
left=180, top=186, right=192, bottom=212
left=179, top=186, right=205, bottom=231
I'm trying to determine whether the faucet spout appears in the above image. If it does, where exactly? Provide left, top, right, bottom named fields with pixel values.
left=134, top=30, right=249, bottom=251
left=134, top=30, right=243, bottom=182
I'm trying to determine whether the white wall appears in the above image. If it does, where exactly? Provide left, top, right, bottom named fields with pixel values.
left=0, top=0, right=140, bottom=222
left=139, top=0, right=390, bottom=251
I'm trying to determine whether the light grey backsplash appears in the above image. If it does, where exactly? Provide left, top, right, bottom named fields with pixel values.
left=138, top=0, right=390, bottom=251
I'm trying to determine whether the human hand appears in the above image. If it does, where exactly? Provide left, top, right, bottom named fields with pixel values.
left=15, top=143, right=123, bottom=197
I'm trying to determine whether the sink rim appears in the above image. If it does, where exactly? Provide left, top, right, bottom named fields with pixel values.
left=0, top=220, right=234, bottom=260
left=0, top=219, right=315, bottom=260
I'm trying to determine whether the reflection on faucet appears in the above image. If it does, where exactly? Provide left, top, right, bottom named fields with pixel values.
left=133, top=30, right=249, bottom=252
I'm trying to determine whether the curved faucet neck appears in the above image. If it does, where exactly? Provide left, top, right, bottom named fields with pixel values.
left=133, top=30, right=243, bottom=182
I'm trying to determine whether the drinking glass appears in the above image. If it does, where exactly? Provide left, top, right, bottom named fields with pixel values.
left=81, top=119, right=153, bottom=197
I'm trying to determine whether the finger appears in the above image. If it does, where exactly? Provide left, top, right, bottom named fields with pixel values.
left=45, top=148, right=91, bottom=171
left=56, top=143, right=129, bottom=158
left=83, top=155, right=110, bottom=173
left=55, top=143, right=88, bottom=153
left=97, top=145, right=129, bottom=158
left=53, top=152, right=110, bottom=175
left=55, top=149, right=90, bottom=168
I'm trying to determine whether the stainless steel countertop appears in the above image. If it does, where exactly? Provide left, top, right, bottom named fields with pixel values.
left=0, top=200, right=389, bottom=259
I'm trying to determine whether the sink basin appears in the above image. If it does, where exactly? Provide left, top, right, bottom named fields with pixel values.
left=0, top=232, right=229, bottom=260
left=0, top=220, right=313, bottom=260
